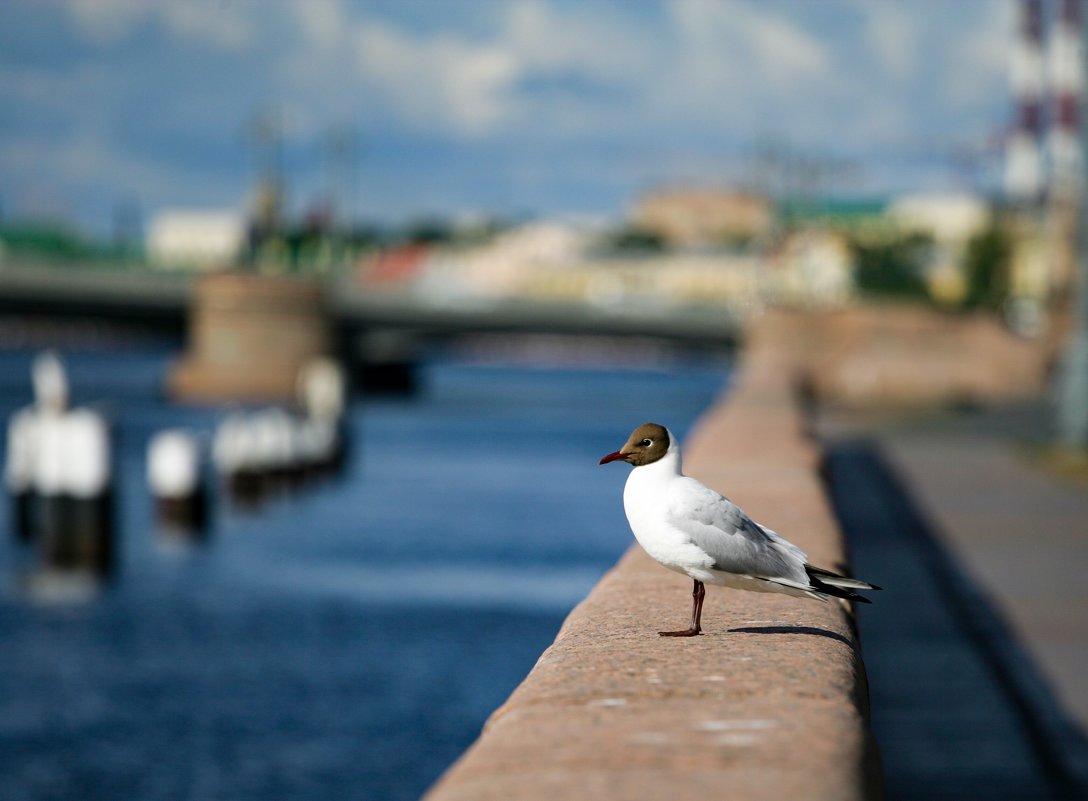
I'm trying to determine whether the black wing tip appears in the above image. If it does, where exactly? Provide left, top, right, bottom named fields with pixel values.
left=805, top=564, right=881, bottom=593
left=805, top=566, right=878, bottom=604
left=822, top=584, right=873, bottom=604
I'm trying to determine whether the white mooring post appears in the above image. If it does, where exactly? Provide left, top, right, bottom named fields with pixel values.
left=298, top=356, right=348, bottom=476
left=35, top=409, right=114, bottom=577
left=148, top=430, right=208, bottom=535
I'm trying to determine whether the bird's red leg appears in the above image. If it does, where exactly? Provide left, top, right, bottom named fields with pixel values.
left=693, top=579, right=705, bottom=630
left=659, top=579, right=704, bottom=637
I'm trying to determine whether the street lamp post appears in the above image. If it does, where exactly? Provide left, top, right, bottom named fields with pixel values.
left=1057, top=2, right=1088, bottom=449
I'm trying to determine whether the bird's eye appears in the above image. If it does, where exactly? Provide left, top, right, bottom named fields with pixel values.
left=639, top=438, right=652, bottom=447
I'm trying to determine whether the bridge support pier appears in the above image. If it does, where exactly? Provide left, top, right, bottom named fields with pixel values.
left=169, top=272, right=332, bottom=403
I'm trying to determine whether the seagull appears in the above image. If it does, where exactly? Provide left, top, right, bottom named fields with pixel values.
left=600, top=422, right=879, bottom=637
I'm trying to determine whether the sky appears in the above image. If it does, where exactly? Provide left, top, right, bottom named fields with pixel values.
left=0, top=0, right=1016, bottom=238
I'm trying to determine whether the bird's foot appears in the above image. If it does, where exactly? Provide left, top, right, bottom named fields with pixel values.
left=658, top=628, right=701, bottom=637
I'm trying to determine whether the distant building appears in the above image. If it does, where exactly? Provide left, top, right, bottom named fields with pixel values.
left=886, top=192, right=990, bottom=244
left=767, top=229, right=854, bottom=308
left=146, top=210, right=245, bottom=269
left=632, top=189, right=773, bottom=248
left=361, top=244, right=432, bottom=286
left=887, top=192, right=991, bottom=306
left=488, top=220, right=592, bottom=264
left=410, top=220, right=599, bottom=303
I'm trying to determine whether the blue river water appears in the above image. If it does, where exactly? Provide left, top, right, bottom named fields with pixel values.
left=0, top=344, right=727, bottom=801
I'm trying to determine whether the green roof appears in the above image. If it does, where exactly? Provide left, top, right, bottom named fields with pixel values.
left=776, top=198, right=890, bottom=221
left=0, top=222, right=87, bottom=255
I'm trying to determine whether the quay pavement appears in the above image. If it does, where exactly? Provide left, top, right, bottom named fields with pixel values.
left=820, top=400, right=1088, bottom=798
left=823, top=402, right=1088, bottom=734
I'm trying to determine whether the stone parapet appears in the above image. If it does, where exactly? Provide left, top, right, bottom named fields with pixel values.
left=424, top=311, right=881, bottom=801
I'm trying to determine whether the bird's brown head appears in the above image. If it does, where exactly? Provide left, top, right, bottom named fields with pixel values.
left=599, top=422, right=670, bottom=467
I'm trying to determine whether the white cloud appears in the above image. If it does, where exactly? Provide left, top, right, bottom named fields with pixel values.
left=503, top=0, right=647, bottom=80
left=941, top=1, right=1011, bottom=108
left=862, top=4, right=920, bottom=81
left=65, top=0, right=253, bottom=51
left=669, top=0, right=832, bottom=87
left=739, top=6, right=831, bottom=83
left=279, top=1, right=662, bottom=140
left=65, top=0, right=147, bottom=44
left=159, top=2, right=253, bottom=51
left=281, top=0, right=843, bottom=143
left=353, top=21, right=520, bottom=137
left=5, top=1, right=1017, bottom=231
left=293, top=0, right=348, bottom=49
left=645, top=0, right=846, bottom=142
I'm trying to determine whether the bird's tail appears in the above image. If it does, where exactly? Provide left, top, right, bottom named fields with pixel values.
left=804, top=565, right=881, bottom=604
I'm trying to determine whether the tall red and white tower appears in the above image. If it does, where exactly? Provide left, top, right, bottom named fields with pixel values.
left=1049, top=0, right=1083, bottom=195
left=1006, top=0, right=1047, bottom=203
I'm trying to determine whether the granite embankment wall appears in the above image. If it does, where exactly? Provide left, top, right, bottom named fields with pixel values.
left=424, top=311, right=888, bottom=801
left=791, top=304, right=1048, bottom=409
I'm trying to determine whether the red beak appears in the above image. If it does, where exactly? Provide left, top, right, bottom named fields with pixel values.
left=599, top=451, right=627, bottom=465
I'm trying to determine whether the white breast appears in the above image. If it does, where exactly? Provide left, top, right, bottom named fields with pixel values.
left=622, top=458, right=714, bottom=578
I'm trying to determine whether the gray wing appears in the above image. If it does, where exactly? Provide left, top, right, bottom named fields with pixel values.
left=665, top=476, right=809, bottom=583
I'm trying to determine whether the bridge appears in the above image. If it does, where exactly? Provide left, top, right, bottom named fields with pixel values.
left=0, top=261, right=742, bottom=350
